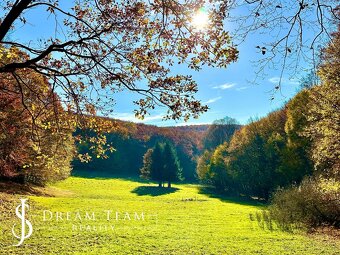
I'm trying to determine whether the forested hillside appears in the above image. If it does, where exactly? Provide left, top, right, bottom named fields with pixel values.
left=73, top=120, right=240, bottom=181
left=73, top=122, right=208, bottom=180
left=196, top=26, right=340, bottom=229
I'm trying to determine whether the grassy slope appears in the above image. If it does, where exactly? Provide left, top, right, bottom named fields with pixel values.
left=0, top=177, right=339, bottom=255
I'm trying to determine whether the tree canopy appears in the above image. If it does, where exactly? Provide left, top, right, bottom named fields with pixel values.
left=0, top=47, right=75, bottom=184
left=203, top=116, right=240, bottom=150
left=304, top=25, right=340, bottom=179
left=1, top=0, right=338, bottom=127
left=0, top=0, right=238, bottom=124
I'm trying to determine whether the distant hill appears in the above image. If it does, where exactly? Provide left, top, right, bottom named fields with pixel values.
left=169, top=124, right=210, bottom=133
left=73, top=118, right=238, bottom=181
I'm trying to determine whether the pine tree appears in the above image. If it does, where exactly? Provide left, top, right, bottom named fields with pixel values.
left=163, top=142, right=182, bottom=188
left=151, top=143, right=165, bottom=187
left=140, top=143, right=165, bottom=187
left=140, top=148, right=153, bottom=180
left=140, top=142, right=182, bottom=188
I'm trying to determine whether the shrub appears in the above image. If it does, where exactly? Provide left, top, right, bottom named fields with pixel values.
left=268, top=177, right=340, bottom=230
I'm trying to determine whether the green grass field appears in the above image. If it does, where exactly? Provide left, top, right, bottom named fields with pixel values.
left=0, top=177, right=339, bottom=254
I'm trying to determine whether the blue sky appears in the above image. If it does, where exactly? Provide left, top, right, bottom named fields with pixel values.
left=113, top=45, right=301, bottom=126
left=3, top=1, right=319, bottom=126
left=112, top=31, right=303, bottom=126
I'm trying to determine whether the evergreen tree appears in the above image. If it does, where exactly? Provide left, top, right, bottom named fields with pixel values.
left=140, top=143, right=165, bottom=187
left=140, top=141, right=182, bottom=188
left=163, top=142, right=182, bottom=188
left=140, top=148, right=153, bottom=180
left=151, top=143, right=166, bottom=187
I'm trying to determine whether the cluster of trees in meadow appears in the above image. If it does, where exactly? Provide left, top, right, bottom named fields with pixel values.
left=140, top=142, right=182, bottom=188
left=135, top=119, right=239, bottom=187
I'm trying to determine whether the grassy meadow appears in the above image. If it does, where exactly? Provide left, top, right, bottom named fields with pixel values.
left=0, top=177, right=339, bottom=254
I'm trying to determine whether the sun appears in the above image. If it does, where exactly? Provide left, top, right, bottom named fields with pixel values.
left=191, top=8, right=209, bottom=30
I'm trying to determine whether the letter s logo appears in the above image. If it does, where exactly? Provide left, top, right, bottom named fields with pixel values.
left=12, top=199, right=33, bottom=246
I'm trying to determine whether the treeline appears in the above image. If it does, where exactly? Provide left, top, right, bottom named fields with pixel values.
left=197, top=27, right=340, bottom=228
left=268, top=27, right=339, bottom=229
left=0, top=47, right=75, bottom=185
left=73, top=117, right=240, bottom=182
left=0, top=47, right=117, bottom=186
left=197, top=96, right=312, bottom=199
left=73, top=122, right=209, bottom=181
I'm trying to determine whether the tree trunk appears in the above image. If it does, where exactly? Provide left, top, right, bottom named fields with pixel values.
left=0, top=0, right=33, bottom=42
left=168, top=181, right=171, bottom=188
left=158, top=182, right=162, bottom=187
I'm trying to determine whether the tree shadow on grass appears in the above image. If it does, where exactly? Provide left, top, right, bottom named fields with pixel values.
left=198, top=186, right=267, bottom=207
left=71, top=170, right=152, bottom=183
left=131, top=185, right=179, bottom=196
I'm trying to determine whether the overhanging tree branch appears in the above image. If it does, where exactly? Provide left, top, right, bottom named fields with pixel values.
left=0, top=0, right=32, bottom=41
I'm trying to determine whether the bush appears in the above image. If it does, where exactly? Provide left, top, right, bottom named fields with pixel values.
left=268, top=177, right=340, bottom=230
left=23, top=133, right=75, bottom=186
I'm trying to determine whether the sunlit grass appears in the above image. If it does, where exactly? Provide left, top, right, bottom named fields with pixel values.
left=0, top=177, right=339, bottom=254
